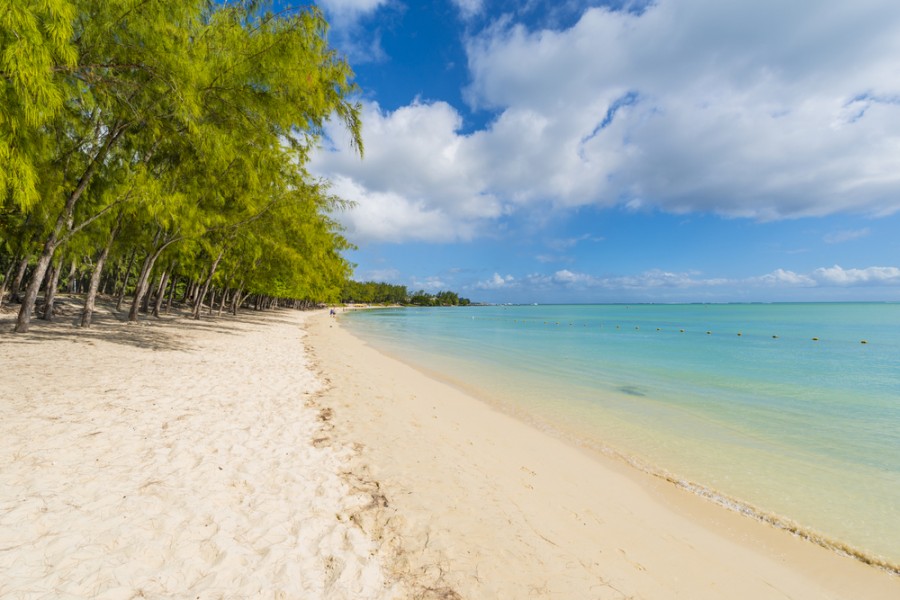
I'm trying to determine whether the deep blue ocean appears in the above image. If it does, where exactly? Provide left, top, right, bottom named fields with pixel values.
left=342, top=303, right=900, bottom=566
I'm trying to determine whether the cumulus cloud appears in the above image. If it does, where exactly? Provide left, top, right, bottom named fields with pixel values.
left=752, top=265, right=900, bottom=287
left=475, top=273, right=516, bottom=289
left=327, top=175, right=476, bottom=243
left=411, top=276, right=448, bottom=292
left=313, top=0, right=900, bottom=243
left=811, top=265, right=900, bottom=286
left=552, top=269, right=594, bottom=284
left=755, top=269, right=816, bottom=287
left=463, top=0, right=900, bottom=219
left=313, top=101, right=505, bottom=242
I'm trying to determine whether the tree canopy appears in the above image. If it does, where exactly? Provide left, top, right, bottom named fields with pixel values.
left=1, top=0, right=363, bottom=331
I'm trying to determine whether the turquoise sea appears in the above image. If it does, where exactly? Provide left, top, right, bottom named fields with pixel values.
left=342, top=303, right=900, bottom=568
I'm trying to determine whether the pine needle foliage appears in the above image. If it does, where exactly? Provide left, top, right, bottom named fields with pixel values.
left=2, top=0, right=364, bottom=330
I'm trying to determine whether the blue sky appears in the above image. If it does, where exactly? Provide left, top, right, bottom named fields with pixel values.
left=308, top=0, right=900, bottom=303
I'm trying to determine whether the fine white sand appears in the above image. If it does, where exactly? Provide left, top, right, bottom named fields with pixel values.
left=0, top=307, right=397, bottom=599
left=307, top=310, right=900, bottom=600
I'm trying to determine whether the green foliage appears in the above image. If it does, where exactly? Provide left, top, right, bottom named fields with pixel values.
left=1, top=0, right=77, bottom=209
left=1, top=0, right=365, bottom=314
left=342, top=283, right=471, bottom=306
left=341, top=280, right=408, bottom=304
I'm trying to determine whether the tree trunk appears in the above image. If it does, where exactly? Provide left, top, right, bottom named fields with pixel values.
left=152, top=268, right=170, bottom=318
left=82, top=218, right=121, bottom=327
left=231, top=280, right=245, bottom=316
left=41, top=256, right=64, bottom=321
left=217, top=288, right=229, bottom=317
left=141, top=272, right=158, bottom=313
left=9, top=253, right=31, bottom=304
left=66, top=260, right=78, bottom=293
left=165, top=273, right=178, bottom=314
left=192, top=250, right=225, bottom=320
left=128, top=253, right=156, bottom=322
left=14, top=122, right=127, bottom=333
left=0, top=257, right=18, bottom=308
left=101, top=260, right=117, bottom=295
left=128, top=236, right=179, bottom=322
left=115, top=248, right=137, bottom=311
left=14, top=245, right=57, bottom=332
left=181, top=279, right=193, bottom=303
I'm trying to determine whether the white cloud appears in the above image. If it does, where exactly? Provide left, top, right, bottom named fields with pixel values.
left=750, top=265, right=900, bottom=288
left=546, top=233, right=603, bottom=251
left=316, top=0, right=388, bottom=21
left=313, top=101, right=505, bottom=242
left=357, top=268, right=401, bottom=282
left=811, top=265, right=900, bottom=286
left=515, top=268, right=729, bottom=291
left=462, top=0, right=900, bottom=219
left=313, top=0, right=900, bottom=244
left=823, top=228, right=871, bottom=244
left=475, top=264, right=900, bottom=297
left=552, top=269, right=594, bottom=284
left=315, top=0, right=391, bottom=63
left=475, top=273, right=516, bottom=289
left=411, top=276, right=448, bottom=292
left=755, top=269, right=815, bottom=287
left=327, top=175, right=476, bottom=243
left=451, top=0, right=483, bottom=20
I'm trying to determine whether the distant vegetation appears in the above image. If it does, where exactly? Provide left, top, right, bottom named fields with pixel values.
left=341, top=280, right=471, bottom=306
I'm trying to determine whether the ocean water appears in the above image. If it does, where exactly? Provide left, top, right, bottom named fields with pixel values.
left=342, top=303, right=900, bottom=567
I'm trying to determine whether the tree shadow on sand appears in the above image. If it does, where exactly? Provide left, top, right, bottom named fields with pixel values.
left=0, top=296, right=309, bottom=352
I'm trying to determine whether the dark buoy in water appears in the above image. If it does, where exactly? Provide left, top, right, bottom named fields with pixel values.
left=812, top=337, right=819, bottom=341
left=861, top=340, right=868, bottom=344
left=680, top=329, right=685, bottom=333
left=737, top=332, right=742, bottom=336
left=706, top=331, right=712, bottom=335
left=772, top=335, right=778, bottom=339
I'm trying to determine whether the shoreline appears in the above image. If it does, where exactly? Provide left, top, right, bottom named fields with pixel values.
left=308, top=310, right=899, bottom=598
left=331, top=305, right=900, bottom=574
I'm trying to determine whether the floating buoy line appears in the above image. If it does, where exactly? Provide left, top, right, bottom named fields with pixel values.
left=465, top=315, right=873, bottom=346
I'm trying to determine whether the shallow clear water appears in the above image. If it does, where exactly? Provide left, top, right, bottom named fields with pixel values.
left=343, top=303, right=900, bottom=565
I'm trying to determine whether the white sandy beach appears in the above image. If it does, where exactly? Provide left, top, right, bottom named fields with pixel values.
left=0, top=306, right=396, bottom=599
left=2, top=304, right=898, bottom=599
